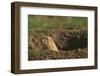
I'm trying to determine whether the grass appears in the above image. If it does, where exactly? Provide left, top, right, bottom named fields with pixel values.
left=28, top=15, right=88, bottom=35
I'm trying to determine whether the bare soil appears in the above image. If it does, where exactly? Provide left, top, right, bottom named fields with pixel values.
left=28, top=29, right=88, bottom=60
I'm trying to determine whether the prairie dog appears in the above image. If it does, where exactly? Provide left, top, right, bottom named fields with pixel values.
left=42, top=36, right=58, bottom=52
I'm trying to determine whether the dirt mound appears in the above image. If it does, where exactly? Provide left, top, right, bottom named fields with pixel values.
left=28, top=29, right=88, bottom=60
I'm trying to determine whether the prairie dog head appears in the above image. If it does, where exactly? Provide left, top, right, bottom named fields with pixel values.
left=42, top=36, right=58, bottom=52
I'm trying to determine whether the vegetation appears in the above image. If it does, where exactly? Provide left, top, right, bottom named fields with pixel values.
left=28, top=15, right=87, bottom=35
